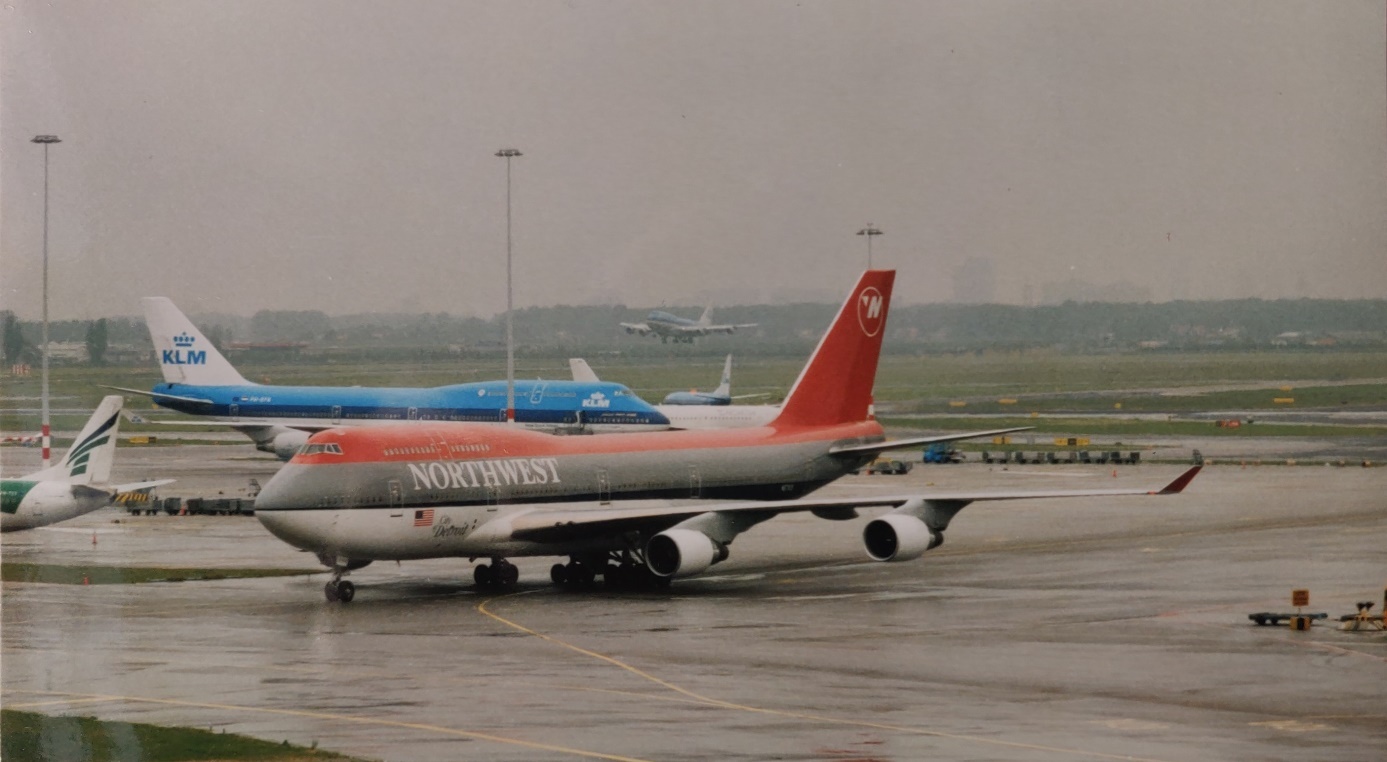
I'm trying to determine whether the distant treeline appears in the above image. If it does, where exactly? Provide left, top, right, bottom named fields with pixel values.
left=4, top=298, right=1385, bottom=364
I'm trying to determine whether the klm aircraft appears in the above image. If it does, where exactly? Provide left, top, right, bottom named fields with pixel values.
left=110, top=298, right=670, bottom=459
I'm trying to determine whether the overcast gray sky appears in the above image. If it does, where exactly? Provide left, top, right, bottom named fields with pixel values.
left=3, top=1, right=1384, bottom=319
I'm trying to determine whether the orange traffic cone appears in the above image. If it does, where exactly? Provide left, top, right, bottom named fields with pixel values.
left=92, top=531, right=98, bottom=546
left=83, top=575, right=89, bottom=585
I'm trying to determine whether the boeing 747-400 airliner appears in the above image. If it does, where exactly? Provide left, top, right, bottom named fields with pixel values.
left=252, top=271, right=1199, bottom=603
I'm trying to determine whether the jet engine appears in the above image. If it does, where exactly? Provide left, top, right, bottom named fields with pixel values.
left=645, top=529, right=727, bottom=578
left=863, top=514, right=943, bottom=562
left=264, top=430, right=310, bottom=461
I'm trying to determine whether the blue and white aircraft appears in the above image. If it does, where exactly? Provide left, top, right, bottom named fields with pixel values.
left=621, top=307, right=756, bottom=344
left=660, top=354, right=770, bottom=406
left=571, top=355, right=780, bottom=430
left=110, top=298, right=670, bottom=459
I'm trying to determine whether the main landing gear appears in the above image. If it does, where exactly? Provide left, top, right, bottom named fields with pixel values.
left=551, top=552, right=671, bottom=591
left=473, top=557, right=519, bottom=589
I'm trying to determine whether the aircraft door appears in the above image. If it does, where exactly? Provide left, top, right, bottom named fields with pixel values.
left=387, top=480, right=403, bottom=515
left=229, top=403, right=239, bottom=421
left=596, top=468, right=611, bottom=504
left=331, top=405, right=342, bottom=424
left=689, top=464, right=702, bottom=498
left=529, top=382, right=546, bottom=406
left=408, top=407, right=418, bottom=421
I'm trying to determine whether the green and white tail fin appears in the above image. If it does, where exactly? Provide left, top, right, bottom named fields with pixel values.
left=142, top=297, right=249, bottom=385
left=26, top=395, right=123, bottom=484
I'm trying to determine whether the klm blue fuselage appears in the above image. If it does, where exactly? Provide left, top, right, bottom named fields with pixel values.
left=150, top=380, right=670, bottom=429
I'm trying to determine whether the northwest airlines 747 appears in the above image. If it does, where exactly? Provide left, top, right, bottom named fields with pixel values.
left=254, top=271, right=1199, bottom=603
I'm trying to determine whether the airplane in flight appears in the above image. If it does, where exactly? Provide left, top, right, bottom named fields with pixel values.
left=252, top=270, right=1200, bottom=603
left=571, top=355, right=780, bottom=430
left=108, top=298, right=672, bottom=459
left=2, top=396, right=172, bottom=532
left=621, top=307, right=757, bottom=343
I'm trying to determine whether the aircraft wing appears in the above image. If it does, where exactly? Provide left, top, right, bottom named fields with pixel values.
left=827, top=427, right=1034, bottom=456
left=620, top=322, right=653, bottom=336
left=103, top=385, right=215, bottom=406
left=699, top=323, right=757, bottom=335
left=70, top=479, right=175, bottom=501
left=110, top=479, right=176, bottom=495
left=507, top=467, right=1201, bottom=544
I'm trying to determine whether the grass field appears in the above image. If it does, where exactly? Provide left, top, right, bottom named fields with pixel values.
left=0, top=563, right=320, bottom=585
left=3, top=350, right=1385, bottom=434
left=0, top=710, right=363, bottom=761
left=880, top=416, right=1387, bottom=440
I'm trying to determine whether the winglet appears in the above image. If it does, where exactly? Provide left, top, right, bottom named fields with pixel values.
left=1156, top=466, right=1202, bottom=495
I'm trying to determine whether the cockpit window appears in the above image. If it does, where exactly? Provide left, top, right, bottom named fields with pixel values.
left=297, top=443, right=344, bottom=456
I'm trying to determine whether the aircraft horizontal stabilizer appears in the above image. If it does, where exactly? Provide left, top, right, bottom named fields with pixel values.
left=827, top=427, right=1034, bottom=456
left=102, top=385, right=215, bottom=406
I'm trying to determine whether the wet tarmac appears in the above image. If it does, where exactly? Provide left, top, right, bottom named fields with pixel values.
left=3, top=448, right=1386, bottom=761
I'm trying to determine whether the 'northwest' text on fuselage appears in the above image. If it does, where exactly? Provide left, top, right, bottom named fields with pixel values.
left=406, top=457, right=562, bottom=491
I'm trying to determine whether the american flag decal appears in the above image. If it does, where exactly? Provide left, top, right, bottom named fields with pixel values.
left=413, top=509, right=435, bottom=527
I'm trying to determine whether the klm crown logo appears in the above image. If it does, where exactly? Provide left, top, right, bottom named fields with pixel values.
left=581, top=391, right=611, bottom=409
left=162, top=332, right=207, bottom=366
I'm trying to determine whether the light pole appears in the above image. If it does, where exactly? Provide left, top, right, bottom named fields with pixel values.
left=495, top=148, right=522, bottom=423
left=32, top=135, right=60, bottom=468
left=856, top=224, right=882, bottom=270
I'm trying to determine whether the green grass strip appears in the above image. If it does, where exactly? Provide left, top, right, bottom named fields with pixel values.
left=1, top=563, right=319, bottom=585
left=880, top=416, right=1387, bottom=439
left=1, top=709, right=364, bottom=761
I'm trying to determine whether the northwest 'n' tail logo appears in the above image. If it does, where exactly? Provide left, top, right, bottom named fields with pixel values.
left=857, top=288, right=884, bottom=337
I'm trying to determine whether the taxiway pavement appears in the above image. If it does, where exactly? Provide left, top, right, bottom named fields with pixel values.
left=3, top=449, right=1385, bottom=761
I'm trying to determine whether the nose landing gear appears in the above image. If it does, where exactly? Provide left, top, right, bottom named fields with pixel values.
left=324, top=578, right=355, bottom=603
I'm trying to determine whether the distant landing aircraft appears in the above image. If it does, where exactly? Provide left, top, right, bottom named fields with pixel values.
left=621, top=307, right=756, bottom=343
left=1, top=396, right=172, bottom=532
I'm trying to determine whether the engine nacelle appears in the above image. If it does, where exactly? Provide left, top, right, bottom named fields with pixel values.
left=863, top=514, right=943, bottom=562
left=645, top=529, right=726, bottom=578
left=268, top=430, right=311, bottom=461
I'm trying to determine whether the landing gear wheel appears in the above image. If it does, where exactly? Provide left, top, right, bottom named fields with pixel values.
left=551, top=563, right=568, bottom=586
left=324, top=581, right=340, bottom=602
left=499, top=562, right=519, bottom=587
left=336, top=580, right=355, bottom=603
left=474, top=563, right=493, bottom=588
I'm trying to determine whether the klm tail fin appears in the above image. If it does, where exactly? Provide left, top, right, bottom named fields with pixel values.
left=711, top=354, right=733, bottom=398
left=772, top=270, right=894, bottom=428
left=142, top=297, right=249, bottom=385
left=697, top=306, right=714, bottom=327
left=26, top=395, right=123, bottom=484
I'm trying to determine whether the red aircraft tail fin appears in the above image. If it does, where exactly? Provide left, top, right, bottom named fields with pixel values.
left=773, top=270, right=895, bottom=428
